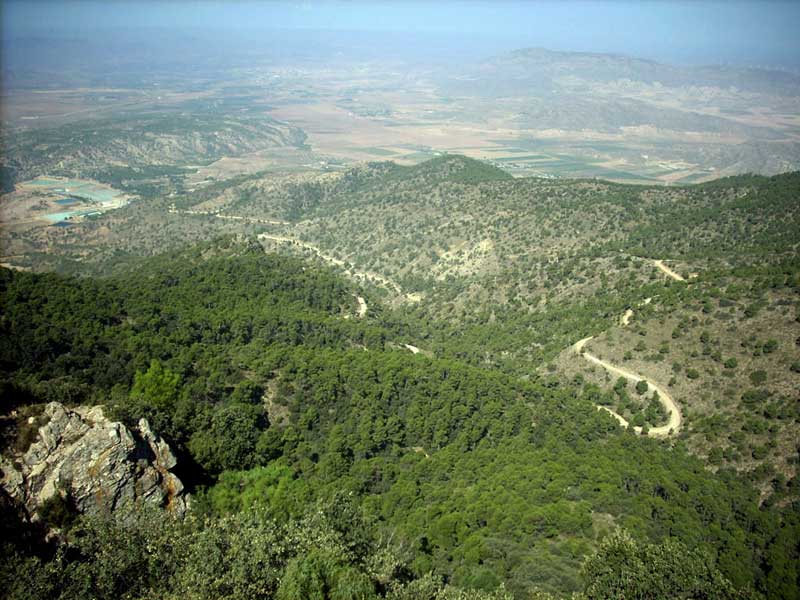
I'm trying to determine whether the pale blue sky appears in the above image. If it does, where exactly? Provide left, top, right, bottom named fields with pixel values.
left=3, top=1, right=800, bottom=67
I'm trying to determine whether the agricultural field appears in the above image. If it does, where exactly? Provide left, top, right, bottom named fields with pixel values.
left=4, top=44, right=799, bottom=195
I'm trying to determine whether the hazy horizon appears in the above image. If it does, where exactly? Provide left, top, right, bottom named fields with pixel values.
left=3, top=0, right=800, bottom=70
left=2, top=0, right=799, bottom=187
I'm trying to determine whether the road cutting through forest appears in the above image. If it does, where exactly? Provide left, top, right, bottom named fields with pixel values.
left=171, top=207, right=420, bottom=301
left=573, top=267, right=682, bottom=436
left=178, top=205, right=686, bottom=434
left=168, top=207, right=290, bottom=226
left=256, top=236, right=431, bottom=353
left=653, top=259, right=685, bottom=282
left=573, top=336, right=681, bottom=436
left=571, top=260, right=688, bottom=435
left=258, top=233, right=404, bottom=294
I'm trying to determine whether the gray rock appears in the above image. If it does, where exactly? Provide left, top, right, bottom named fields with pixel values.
left=0, top=402, right=187, bottom=520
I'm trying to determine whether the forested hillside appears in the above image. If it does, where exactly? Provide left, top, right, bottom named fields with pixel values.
left=4, top=156, right=799, bottom=484
left=1, top=238, right=798, bottom=598
left=4, top=1, right=800, bottom=595
left=160, top=158, right=796, bottom=486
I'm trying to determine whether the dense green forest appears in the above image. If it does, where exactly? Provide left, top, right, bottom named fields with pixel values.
left=2, top=239, right=798, bottom=598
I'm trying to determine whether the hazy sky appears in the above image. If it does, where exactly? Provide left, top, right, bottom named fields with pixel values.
left=4, top=0, right=800, bottom=68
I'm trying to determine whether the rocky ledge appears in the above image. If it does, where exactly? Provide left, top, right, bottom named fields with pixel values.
left=1, top=402, right=187, bottom=519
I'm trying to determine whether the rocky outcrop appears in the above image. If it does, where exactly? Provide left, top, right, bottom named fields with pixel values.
left=1, top=402, right=187, bottom=520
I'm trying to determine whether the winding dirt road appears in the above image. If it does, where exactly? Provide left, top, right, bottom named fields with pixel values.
left=168, top=207, right=290, bottom=226
left=571, top=261, right=687, bottom=436
left=171, top=207, right=414, bottom=299
left=573, top=335, right=682, bottom=437
left=258, top=233, right=403, bottom=294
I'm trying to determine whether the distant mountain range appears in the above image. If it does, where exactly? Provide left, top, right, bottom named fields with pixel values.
left=457, top=47, right=800, bottom=95
left=433, top=46, right=800, bottom=179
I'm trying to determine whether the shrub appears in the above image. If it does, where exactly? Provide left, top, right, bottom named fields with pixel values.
left=38, top=491, right=78, bottom=530
left=582, top=529, right=748, bottom=599
left=741, top=388, right=771, bottom=408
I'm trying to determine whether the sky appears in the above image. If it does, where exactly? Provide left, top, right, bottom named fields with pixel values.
left=3, top=0, right=800, bottom=68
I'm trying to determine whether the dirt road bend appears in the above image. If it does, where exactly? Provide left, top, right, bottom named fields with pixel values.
left=258, top=233, right=403, bottom=294
left=573, top=336, right=682, bottom=437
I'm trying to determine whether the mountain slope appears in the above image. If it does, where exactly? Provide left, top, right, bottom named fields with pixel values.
left=1, top=238, right=797, bottom=597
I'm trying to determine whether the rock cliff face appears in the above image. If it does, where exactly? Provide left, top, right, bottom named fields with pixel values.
left=1, top=402, right=187, bottom=519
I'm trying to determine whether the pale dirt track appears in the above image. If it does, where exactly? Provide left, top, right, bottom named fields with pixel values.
left=172, top=207, right=411, bottom=297
left=620, top=297, right=651, bottom=327
left=570, top=259, right=689, bottom=437
left=573, top=335, right=681, bottom=437
left=653, top=259, right=685, bottom=282
left=0, top=262, right=30, bottom=272
left=168, top=207, right=289, bottom=226
left=258, top=233, right=403, bottom=294
left=355, top=295, right=368, bottom=318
